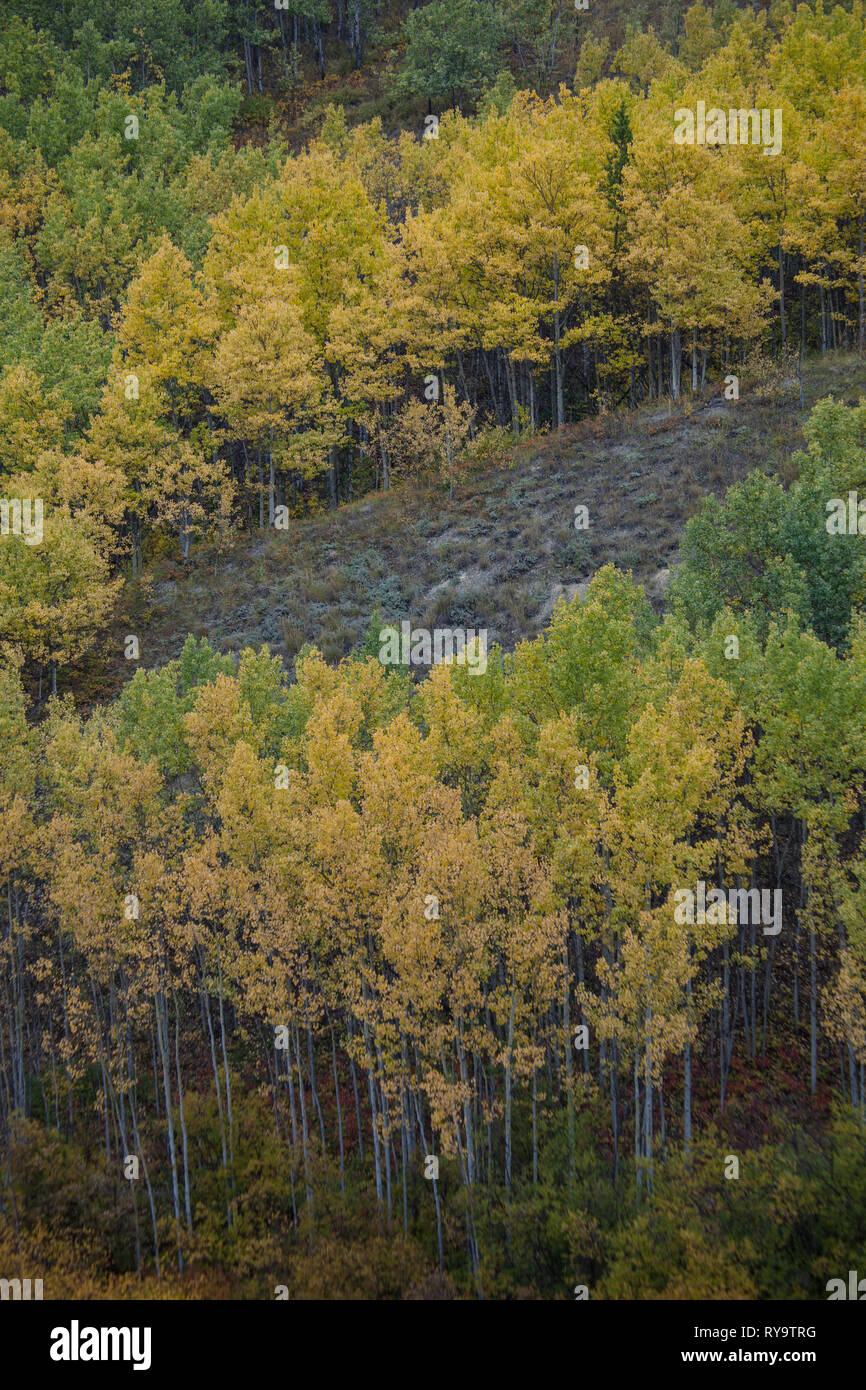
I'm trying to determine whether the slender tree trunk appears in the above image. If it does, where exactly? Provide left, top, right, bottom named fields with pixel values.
left=292, top=1021, right=314, bottom=1219
left=810, top=923, right=818, bottom=1094
left=173, top=997, right=192, bottom=1231
left=564, top=940, right=575, bottom=1182
left=504, top=989, right=516, bottom=1203
left=155, top=991, right=183, bottom=1272
left=859, top=214, right=865, bottom=354
left=634, top=1047, right=641, bottom=1192
left=413, top=1089, right=443, bottom=1270
left=684, top=965, right=692, bottom=1165
left=200, top=967, right=232, bottom=1229
left=670, top=323, right=682, bottom=401
left=643, top=1013, right=653, bottom=1192
left=553, top=255, right=564, bottom=427
left=327, top=1012, right=345, bottom=1193
left=361, top=1014, right=383, bottom=1208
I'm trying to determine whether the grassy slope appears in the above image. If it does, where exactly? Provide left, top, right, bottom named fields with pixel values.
left=85, top=354, right=865, bottom=700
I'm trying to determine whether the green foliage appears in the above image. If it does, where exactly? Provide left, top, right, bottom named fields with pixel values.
left=0, top=231, right=42, bottom=371
left=177, top=632, right=235, bottom=696
left=670, top=418, right=866, bottom=652
left=38, top=316, right=112, bottom=427
left=118, top=634, right=234, bottom=775
left=603, top=94, right=633, bottom=223
left=394, top=0, right=504, bottom=108
left=0, top=665, right=35, bottom=797
left=117, top=666, right=189, bottom=776
left=5, top=0, right=232, bottom=95
left=508, top=564, right=656, bottom=765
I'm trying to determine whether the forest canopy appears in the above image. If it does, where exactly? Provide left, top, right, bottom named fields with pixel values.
left=1, top=0, right=866, bottom=1302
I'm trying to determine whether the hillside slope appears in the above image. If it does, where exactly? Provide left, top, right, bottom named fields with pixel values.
left=92, top=354, right=865, bottom=696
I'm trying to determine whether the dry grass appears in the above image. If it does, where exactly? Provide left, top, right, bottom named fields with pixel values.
left=86, top=354, right=866, bottom=696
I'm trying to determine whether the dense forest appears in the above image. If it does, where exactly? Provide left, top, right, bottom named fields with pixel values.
left=1, top=0, right=866, bottom=1301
